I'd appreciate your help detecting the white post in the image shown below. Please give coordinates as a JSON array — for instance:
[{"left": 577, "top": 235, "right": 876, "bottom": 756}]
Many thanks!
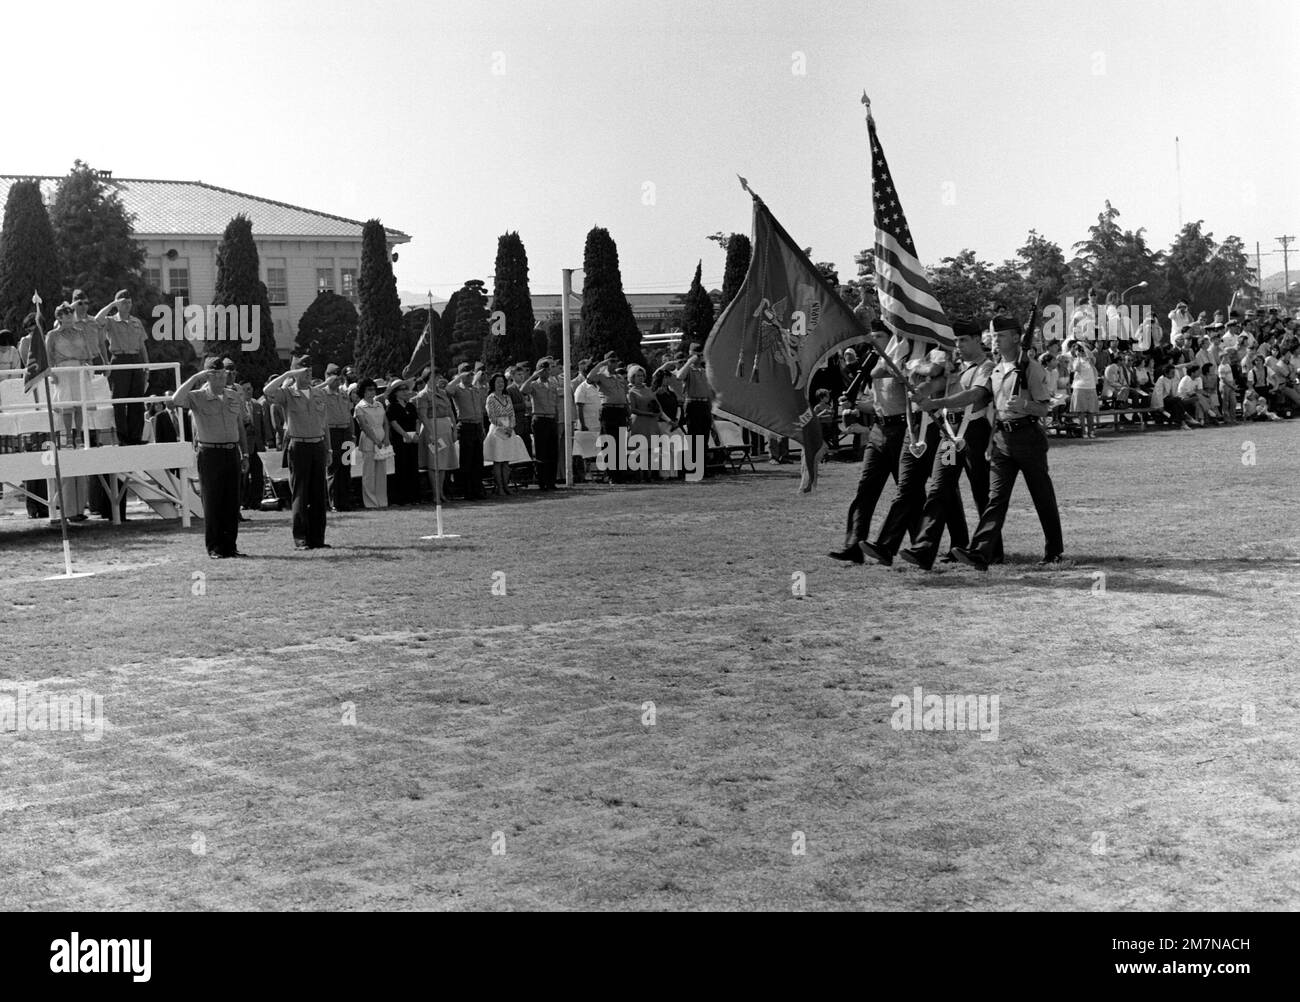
[{"left": 561, "top": 268, "right": 574, "bottom": 489}]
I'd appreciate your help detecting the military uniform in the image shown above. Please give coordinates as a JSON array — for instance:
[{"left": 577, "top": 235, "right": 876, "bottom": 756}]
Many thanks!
[
  {"left": 172, "top": 359, "right": 249, "bottom": 558},
  {"left": 523, "top": 361, "right": 562, "bottom": 490},
  {"left": 263, "top": 359, "right": 330, "bottom": 549},
  {"left": 830, "top": 349, "right": 908, "bottom": 563},
  {"left": 860, "top": 358, "right": 966, "bottom": 566},
  {"left": 448, "top": 369, "right": 486, "bottom": 499},
  {"left": 100, "top": 291, "right": 149, "bottom": 444},
  {"left": 899, "top": 347, "right": 1003, "bottom": 569},
  {"left": 953, "top": 320, "right": 1064, "bottom": 569}
]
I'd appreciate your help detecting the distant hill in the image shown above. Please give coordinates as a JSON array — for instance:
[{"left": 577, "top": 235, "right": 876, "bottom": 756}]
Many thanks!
[{"left": 398, "top": 290, "right": 448, "bottom": 312}]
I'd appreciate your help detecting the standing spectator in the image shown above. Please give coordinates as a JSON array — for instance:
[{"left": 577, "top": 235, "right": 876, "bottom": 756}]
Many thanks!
[
  {"left": 1070, "top": 290, "right": 1097, "bottom": 345},
  {"left": 508, "top": 363, "right": 533, "bottom": 459},
  {"left": 1069, "top": 342, "right": 1099, "bottom": 438},
  {"left": 0, "top": 328, "right": 19, "bottom": 374},
  {"left": 1218, "top": 352, "right": 1238, "bottom": 423},
  {"left": 353, "top": 378, "right": 389, "bottom": 509},
  {"left": 321, "top": 364, "right": 354, "bottom": 512},
  {"left": 414, "top": 371, "right": 455, "bottom": 504},
  {"left": 1134, "top": 310, "right": 1159, "bottom": 357},
  {"left": 1168, "top": 302, "right": 1193, "bottom": 346},
  {"left": 521, "top": 357, "right": 561, "bottom": 491},
  {"left": 676, "top": 342, "right": 714, "bottom": 476},
  {"left": 651, "top": 352, "right": 684, "bottom": 426},
  {"left": 586, "top": 352, "right": 630, "bottom": 482},
  {"left": 573, "top": 358, "right": 601, "bottom": 432},
  {"left": 45, "top": 302, "right": 94, "bottom": 521},
  {"left": 484, "top": 372, "right": 519, "bottom": 496},
  {"left": 241, "top": 380, "right": 270, "bottom": 510},
  {"left": 627, "top": 364, "right": 664, "bottom": 481},
  {"left": 386, "top": 379, "right": 421, "bottom": 505},
  {"left": 1103, "top": 291, "right": 1130, "bottom": 348},
  {"left": 447, "top": 362, "right": 486, "bottom": 500}
]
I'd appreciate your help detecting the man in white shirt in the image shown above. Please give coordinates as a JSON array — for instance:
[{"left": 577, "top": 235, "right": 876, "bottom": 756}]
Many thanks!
[
  {"left": 1168, "top": 302, "right": 1193, "bottom": 345},
  {"left": 1175, "top": 367, "right": 1206, "bottom": 425},
  {"left": 1151, "top": 363, "right": 1191, "bottom": 428},
  {"left": 1070, "top": 292, "right": 1097, "bottom": 344}
]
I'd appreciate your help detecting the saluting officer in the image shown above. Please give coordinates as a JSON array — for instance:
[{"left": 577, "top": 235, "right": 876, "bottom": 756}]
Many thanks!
[
  {"left": 952, "top": 317, "right": 1065, "bottom": 570},
  {"left": 95, "top": 289, "right": 150, "bottom": 444},
  {"left": 170, "top": 357, "right": 249, "bottom": 559},
  {"left": 899, "top": 319, "right": 1003, "bottom": 569},
  {"left": 263, "top": 354, "right": 331, "bottom": 550},
  {"left": 829, "top": 321, "right": 907, "bottom": 563}
]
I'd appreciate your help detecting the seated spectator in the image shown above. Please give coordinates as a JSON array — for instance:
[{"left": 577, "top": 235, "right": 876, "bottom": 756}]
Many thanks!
[
  {"left": 1176, "top": 365, "right": 1208, "bottom": 425},
  {"left": 1243, "top": 388, "right": 1281, "bottom": 421},
  {"left": 1150, "top": 362, "right": 1192, "bottom": 429},
  {"left": 813, "top": 388, "right": 837, "bottom": 453}
]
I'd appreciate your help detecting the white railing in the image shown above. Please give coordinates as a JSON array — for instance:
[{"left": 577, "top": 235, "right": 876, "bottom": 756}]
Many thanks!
[{"left": 0, "top": 361, "right": 186, "bottom": 446}]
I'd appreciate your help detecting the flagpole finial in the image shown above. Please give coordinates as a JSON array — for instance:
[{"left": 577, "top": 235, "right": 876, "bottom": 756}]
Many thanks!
[
  {"left": 861, "top": 91, "right": 872, "bottom": 121},
  {"left": 737, "top": 174, "right": 751, "bottom": 194},
  {"left": 32, "top": 289, "right": 42, "bottom": 305}
]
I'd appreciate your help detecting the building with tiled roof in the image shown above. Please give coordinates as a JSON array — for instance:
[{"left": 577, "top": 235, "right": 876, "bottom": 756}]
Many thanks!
[
  {"left": 0, "top": 172, "right": 411, "bottom": 355},
  {"left": 530, "top": 290, "right": 721, "bottom": 338}
]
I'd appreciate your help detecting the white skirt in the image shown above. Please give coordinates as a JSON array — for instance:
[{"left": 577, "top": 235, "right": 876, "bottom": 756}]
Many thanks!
[{"left": 483, "top": 425, "right": 531, "bottom": 464}]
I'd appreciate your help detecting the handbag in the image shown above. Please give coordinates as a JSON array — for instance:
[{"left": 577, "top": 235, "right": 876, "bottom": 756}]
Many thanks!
[{"left": 373, "top": 444, "right": 395, "bottom": 461}]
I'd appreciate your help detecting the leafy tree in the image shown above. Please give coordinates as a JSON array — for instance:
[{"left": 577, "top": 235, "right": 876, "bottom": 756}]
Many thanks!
[
  {"left": 720, "top": 232, "right": 751, "bottom": 312},
  {"left": 1070, "top": 200, "right": 1165, "bottom": 305},
  {"left": 1015, "top": 229, "right": 1071, "bottom": 308},
  {"left": 544, "top": 314, "right": 563, "bottom": 358},
  {"left": 0, "top": 179, "right": 62, "bottom": 331},
  {"left": 48, "top": 160, "right": 145, "bottom": 308},
  {"left": 1164, "top": 223, "right": 1256, "bottom": 316},
  {"left": 530, "top": 326, "right": 548, "bottom": 360},
  {"left": 210, "top": 213, "right": 278, "bottom": 387},
  {"left": 448, "top": 279, "right": 490, "bottom": 367},
  {"left": 928, "top": 249, "right": 999, "bottom": 318},
  {"left": 577, "top": 227, "right": 644, "bottom": 366},
  {"left": 482, "top": 231, "right": 536, "bottom": 370},
  {"left": 814, "top": 261, "right": 839, "bottom": 288},
  {"left": 295, "top": 290, "right": 358, "bottom": 377},
  {"left": 353, "top": 218, "right": 406, "bottom": 377},
  {"left": 680, "top": 260, "right": 715, "bottom": 342}
]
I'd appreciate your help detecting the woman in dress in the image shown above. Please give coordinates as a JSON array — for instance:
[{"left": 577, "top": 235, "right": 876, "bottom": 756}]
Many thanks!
[
  {"left": 1069, "top": 341, "right": 1099, "bottom": 438},
  {"left": 415, "top": 371, "right": 456, "bottom": 504},
  {"left": 46, "top": 302, "right": 94, "bottom": 519},
  {"left": 627, "top": 364, "right": 663, "bottom": 482},
  {"left": 353, "top": 379, "right": 389, "bottom": 509},
  {"left": 386, "top": 379, "right": 421, "bottom": 505},
  {"left": 483, "top": 372, "right": 522, "bottom": 496}
]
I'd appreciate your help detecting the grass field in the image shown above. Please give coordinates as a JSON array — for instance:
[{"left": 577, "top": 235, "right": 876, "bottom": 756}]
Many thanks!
[{"left": 1, "top": 422, "right": 1297, "bottom": 911}]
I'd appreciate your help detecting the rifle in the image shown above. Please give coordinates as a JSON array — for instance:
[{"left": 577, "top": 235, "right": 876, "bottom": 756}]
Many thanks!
[{"left": 1011, "top": 292, "right": 1043, "bottom": 396}]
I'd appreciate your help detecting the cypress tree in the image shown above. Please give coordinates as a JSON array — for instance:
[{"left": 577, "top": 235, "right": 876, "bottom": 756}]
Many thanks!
[
  {"left": 448, "top": 280, "right": 490, "bottom": 367},
  {"left": 210, "top": 213, "right": 278, "bottom": 387},
  {"left": 296, "top": 290, "right": 359, "bottom": 377},
  {"left": 577, "top": 227, "right": 644, "bottom": 366},
  {"left": 680, "top": 260, "right": 715, "bottom": 343},
  {"left": 482, "top": 231, "right": 536, "bottom": 370},
  {"left": 353, "top": 218, "right": 406, "bottom": 377},
  {"left": 0, "top": 179, "right": 62, "bottom": 331},
  {"left": 48, "top": 160, "right": 145, "bottom": 307},
  {"left": 720, "top": 233, "right": 752, "bottom": 313}
]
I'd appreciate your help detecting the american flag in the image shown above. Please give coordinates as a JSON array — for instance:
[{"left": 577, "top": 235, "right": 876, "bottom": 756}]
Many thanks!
[{"left": 867, "top": 103, "right": 955, "bottom": 350}]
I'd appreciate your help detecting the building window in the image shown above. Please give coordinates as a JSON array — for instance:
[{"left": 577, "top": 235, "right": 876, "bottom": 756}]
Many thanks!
[
  {"left": 167, "top": 260, "right": 190, "bottom": 299},
  {"left": 266, "top": 260, "right": 287, "bottom": 306},
  {"left": 144, "top": 258, "right": 162, "bottom": 291},
  {"left": 340, "top": 260, "right": 359, "bottom": 304},
  {"left": 316, "top": 258, "right": 335, "bottom": 295}
]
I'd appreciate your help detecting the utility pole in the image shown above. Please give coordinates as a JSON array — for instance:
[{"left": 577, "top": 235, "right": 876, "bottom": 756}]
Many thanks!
[
  {"left": 1277, "top": 235, "right": 1295, "bottom": 309},
  {"left": 1256, "top": 241, "right": 1263, "bottom": 306}
]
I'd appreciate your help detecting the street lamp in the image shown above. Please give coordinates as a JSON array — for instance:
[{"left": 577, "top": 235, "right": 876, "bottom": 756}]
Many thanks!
[{"left": 1121, "top": 280, "right": 1148, "bottom": 304}]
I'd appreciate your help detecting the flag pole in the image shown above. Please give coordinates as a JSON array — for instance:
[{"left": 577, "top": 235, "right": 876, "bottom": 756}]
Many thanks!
[
  {"left": 31, "top": 291, "right": 93, "bottom": 580},
  {"left": 421, "top": 290, "right": 459, "bottom": 541},
  {"left": 561, "top": 268, "right": 574, "bottom": 489}
]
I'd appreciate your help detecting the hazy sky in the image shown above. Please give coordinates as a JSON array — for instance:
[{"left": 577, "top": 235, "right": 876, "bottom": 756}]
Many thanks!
[{"left": 11, "top": 0, "right": 1299, "bottom": 296}]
